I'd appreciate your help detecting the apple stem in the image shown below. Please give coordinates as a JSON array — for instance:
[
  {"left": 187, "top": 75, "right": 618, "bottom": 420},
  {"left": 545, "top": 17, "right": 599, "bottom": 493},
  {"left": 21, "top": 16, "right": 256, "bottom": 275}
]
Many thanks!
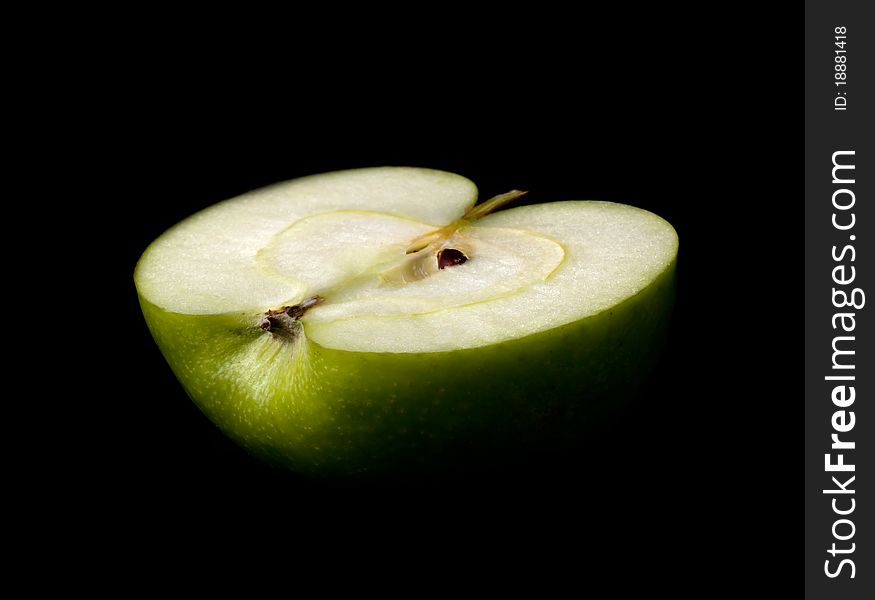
[
  {"left": 462, "top": 189, "right": 527, "bottom": 221},
  {"left": 405, "top": 189, "right": 527, "bottom": 255}
]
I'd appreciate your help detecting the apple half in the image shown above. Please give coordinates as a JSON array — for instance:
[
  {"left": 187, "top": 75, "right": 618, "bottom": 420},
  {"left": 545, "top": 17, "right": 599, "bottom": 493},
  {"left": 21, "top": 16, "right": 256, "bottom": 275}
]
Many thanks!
[{"left": 135, "top": 167, "right": 678, "bottom": 476}]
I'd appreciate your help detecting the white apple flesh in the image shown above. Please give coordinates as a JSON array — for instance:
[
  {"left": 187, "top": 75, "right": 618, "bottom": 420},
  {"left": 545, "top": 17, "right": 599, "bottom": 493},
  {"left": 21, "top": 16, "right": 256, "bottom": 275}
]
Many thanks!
[{"left": 135, "top": 167, "right": 678, "bottom": 476}]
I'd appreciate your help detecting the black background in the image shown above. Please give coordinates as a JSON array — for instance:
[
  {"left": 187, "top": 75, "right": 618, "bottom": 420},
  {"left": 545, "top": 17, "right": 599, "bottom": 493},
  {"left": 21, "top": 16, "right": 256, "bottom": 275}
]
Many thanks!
[{"left": 88, "top": 8, "right": 799, "bottom": 590}]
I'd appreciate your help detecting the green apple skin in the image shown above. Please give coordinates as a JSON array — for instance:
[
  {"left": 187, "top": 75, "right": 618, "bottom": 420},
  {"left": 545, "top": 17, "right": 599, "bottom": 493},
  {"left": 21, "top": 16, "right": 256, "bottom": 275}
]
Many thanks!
[{"left": 138, "top": 261, "right": 676, "bottom": 477}]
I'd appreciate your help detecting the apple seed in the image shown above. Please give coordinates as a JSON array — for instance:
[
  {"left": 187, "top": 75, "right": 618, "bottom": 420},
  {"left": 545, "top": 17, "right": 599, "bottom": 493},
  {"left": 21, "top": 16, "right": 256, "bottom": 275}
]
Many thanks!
[{"left": 437, "top": 248, "right": 468, "bottom": 269}]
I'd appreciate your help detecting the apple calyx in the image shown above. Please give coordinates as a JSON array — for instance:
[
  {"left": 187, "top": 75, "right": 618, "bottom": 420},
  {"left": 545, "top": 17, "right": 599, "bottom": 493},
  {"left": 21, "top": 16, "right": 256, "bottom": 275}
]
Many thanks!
[{"left": 260, "top": 296, "right": 324, "bottom": 335}]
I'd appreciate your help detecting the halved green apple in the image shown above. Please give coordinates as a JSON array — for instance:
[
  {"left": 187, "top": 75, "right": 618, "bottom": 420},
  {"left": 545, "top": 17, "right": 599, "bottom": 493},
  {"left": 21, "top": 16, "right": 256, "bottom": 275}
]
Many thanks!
[{"left": 135, "top": 167, "right": 678, "bottom": 476}]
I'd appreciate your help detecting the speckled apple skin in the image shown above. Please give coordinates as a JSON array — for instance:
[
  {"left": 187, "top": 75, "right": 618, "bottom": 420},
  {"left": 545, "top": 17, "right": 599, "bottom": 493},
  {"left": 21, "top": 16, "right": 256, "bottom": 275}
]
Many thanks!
[{"left": 139, "top": 261, "right": 675, "bottom": 477}]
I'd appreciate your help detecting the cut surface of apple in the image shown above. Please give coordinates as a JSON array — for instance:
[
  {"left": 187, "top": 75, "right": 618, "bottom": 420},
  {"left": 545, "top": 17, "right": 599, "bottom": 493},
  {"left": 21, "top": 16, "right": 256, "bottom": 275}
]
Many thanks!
[
  {"left": 135, "top": 167, "right": 678, "bottom": 476},
  {"left": 136, "top": 167, "right": 676, "bottom": 352}
]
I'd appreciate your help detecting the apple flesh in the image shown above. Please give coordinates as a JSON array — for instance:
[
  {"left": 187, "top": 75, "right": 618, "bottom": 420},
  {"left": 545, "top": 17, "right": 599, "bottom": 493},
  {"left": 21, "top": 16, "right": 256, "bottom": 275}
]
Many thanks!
[{"left": 135, "top": 167, "right": 678, "bottom": 476}]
